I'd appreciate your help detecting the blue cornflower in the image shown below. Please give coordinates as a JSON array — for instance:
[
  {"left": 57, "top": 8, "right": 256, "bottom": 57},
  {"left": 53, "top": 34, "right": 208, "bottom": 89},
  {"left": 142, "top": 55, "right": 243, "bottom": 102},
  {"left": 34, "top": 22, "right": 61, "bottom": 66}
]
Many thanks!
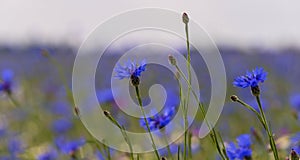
[
  {"left": 37, "top": 148, "right": 58, "bottom": 160},
  {"left": 114, "top": 59, "right": 146, "bottom": 79},
  {"left": 0, "top": 69, "right": 14, "bottom": 94},
  {"left": 236, "top": 134, "right": 251, "bottom": 148},
  {"left": 51, "top": 118, "right": 73, "bottom": 134},
  {"left": 55, "top": 137, "right": 85, "bottom": 155},
  {"left": 226, "top": 134, "right": 252, "bottom": 160},
  {"left": 233, "top": 67, "right": 267, "bottom": 88},
  {"left": 140, "top": 106, "right": 176, "bottom": 131}
]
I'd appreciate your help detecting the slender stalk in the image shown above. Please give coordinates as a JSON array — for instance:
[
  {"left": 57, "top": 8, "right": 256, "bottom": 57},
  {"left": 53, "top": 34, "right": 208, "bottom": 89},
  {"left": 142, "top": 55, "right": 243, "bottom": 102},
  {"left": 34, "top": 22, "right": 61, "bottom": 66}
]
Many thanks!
[
  {"left": 104, "top": 110, "right": 134, "bottom": 160},
  {"left": 255, "top": 96, "right": 279, "bottom": 160},
  {"left": 121, "top": 125, "right": 134, "bottom": 160},
  {"left": 234, "top": 98, "right": 265, "bottom": 128},
  {"left": 188, "top": 132, "right": 192, "bottom": 159},
  {"left": 184, "top": 16, "right": 191, "bottom": 160},
  {"left": 134, "top": 86, "right": 160, "bottom": 160},
  {"left": 161, "top": 129, "right": 174, "bottom": 160},
  {"left": 177, "top": 145, "right": 181, "bottom": 160},
  {"left": 43, "top": 52, "right": 107, "bottom": 159},
  {"left": 174, "top": 65, "right": 228, "bottom": 160},
  {"left": 105, "top": 145, "right": 111, "bottom": 160}
]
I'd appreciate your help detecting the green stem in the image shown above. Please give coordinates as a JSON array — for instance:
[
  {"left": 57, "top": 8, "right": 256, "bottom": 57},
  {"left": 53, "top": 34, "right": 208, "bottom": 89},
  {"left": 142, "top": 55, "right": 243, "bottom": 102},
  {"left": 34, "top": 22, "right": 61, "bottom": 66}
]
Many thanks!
[
  {"left": 105, "top": 112, "right": 134, "bottom": 160},
  {"left": 177, "top": 145, "right": 181, "bottom": 160},
  {"left": 44, "top": 52, "right": 108, "bottom": 158},
  {"left": 184, "top": 19, "right": 191, "bottom": 160},
  {"left": 235, "top": 99, "right": 266, "bottom": 128},
  {"left": 174, "top": 65, "right": 228, "bottom": 160},
  {"left": 256, "top": 96, "right": 279, "bottom": 160},
  {"left": 188, "top": 132, "right": 192, "bottom": 159},
  {"left": 161, "top": 129, "right": 174, "bottom": 160},
  {"left": 135, "top": 86, "right": 160, "bottom": 160}
]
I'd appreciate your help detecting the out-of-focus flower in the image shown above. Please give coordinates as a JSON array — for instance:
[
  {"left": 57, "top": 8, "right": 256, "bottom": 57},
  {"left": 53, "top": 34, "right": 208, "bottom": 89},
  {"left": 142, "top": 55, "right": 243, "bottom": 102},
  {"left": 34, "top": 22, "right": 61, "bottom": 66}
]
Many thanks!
[
  {"left": 236, "top": 134, "right": 251, "bottom": 148},
  {"left": 95, "top": 150, "right": 105, "bottom": 160},
  {"left": 51, "top": 118, "right": 73, "bottom": 134},
  {"left": 140, "top": 106, "right": 176, "bottom": 131},
  {"left": 233, "top": 67, "right": 267, "bottom": 88},
  {"left": 289, "top": 132, "right": 300, "bottom": 154},
  {"left": 114, "top": 59, "right": 146, "bottom": 80},
  {"left": 97, "top": 89, "right": 114, "bottom": 103},
  {"left": 7, "top": 137, "right": 24, "bottom": 159},
  {"left": 0, "top": 119, "right": 7, "bottom": 138},
  {"left": 48, "top": 101, "right": 72, "bottom": 117},
  {"left": 226, "top": 134, "right": 252, "bottom": 160},
  {"left": 55, "top": 137, "right": 85, "bottom": 156},
  {"left": 0, "top": 69, "right": 14, "bottom": 94},
  {"left": 37, "top": 148, "right": 58, "bottom": 160},
  {"left": 290, "top": 94, "right": 300, "bottom": 110}
]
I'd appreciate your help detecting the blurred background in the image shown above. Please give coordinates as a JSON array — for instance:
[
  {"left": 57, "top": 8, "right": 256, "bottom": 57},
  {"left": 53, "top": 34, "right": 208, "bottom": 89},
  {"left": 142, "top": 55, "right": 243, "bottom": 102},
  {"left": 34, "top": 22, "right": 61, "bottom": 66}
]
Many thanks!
[{"left": 1, "top": 0, "right": 300, "bottom": 159}]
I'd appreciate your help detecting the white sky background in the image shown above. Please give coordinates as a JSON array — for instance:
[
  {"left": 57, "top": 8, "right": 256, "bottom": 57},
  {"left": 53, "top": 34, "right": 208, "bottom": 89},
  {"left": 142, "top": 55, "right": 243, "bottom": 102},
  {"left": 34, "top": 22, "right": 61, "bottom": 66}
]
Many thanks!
[{"left": 0, "top": 0, "right": 300, "bottom": 48}]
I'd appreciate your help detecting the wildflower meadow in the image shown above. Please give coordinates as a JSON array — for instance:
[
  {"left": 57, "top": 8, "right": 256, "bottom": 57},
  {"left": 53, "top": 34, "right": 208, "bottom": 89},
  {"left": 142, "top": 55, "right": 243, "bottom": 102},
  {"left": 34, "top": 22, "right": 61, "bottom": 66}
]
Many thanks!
[{"left": 1, "top": 12, "right": 300, "bottom": 160}]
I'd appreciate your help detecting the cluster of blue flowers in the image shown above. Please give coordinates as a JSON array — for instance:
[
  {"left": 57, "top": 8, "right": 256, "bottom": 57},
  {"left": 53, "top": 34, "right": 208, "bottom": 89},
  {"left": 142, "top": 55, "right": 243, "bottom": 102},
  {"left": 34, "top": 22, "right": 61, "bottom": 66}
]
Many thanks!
[
  {"left": 140, "top": 106, "right": 176, "bottom": 131},
  {"left": 2, "top": 50, "right": 300, "bottom": 160},
  {"left": 226, "top": 134, "right": 252, "bottom": 160}
]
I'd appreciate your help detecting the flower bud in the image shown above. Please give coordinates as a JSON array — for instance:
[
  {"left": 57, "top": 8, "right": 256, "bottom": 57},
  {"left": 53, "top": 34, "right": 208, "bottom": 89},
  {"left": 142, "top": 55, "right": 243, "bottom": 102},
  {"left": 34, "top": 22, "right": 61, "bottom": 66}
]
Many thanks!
[
  {"left": 230, "top": 95, "right": 239, "bottom": 102},
  {"left": 103, "top": 110, "right": 111, "bottom": 118},
  {"left": 251, "top": 86, "right": 260, "bottom": 96},
  {"left": 168, "top": 55, "right": 177, "bottom": 66},
  {"left": 130, "top": 75, "right": 140, "bottom": 86},
  {"left": 74, "top": 106, "right": 80, "bottom": 116},
  {"left": 182, "top": 12, "right": 189, "bottom": 24},
  {"left": 291, "top": 149, "right": 299, "bottom": 160}
]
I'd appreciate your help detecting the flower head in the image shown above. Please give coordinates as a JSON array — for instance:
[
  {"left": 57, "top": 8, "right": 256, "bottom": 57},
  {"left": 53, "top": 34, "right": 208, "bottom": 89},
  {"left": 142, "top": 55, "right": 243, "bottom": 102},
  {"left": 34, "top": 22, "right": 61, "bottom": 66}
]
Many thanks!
[
  {"left": 140, "top": 106, "right": 176, "bottom": 131},
  {"left": 233, "top": 67, "right": 267, "bottom": 88},
  {"left": 114, "top": 59, "right": 146, "bottom": 80},
  {"left": 0, "top": 69, "right": 14, "bottom": 94},
  {"left": 226, "top": 134, "right": 252, "bottom": 160}
]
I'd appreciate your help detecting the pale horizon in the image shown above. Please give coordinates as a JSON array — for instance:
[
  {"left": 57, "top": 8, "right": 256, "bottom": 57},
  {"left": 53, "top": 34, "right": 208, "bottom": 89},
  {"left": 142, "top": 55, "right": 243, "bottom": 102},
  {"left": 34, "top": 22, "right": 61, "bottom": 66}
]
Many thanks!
[{"left": 1, "top": 0, "right": 300, "bottom": 48}]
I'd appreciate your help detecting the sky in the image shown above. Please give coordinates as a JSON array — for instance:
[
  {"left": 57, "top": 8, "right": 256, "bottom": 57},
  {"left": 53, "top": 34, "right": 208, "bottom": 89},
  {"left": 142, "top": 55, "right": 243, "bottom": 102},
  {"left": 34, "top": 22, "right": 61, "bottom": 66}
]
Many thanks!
[{"left": 1, "top": 0, "right": 300, "bottom": 48}]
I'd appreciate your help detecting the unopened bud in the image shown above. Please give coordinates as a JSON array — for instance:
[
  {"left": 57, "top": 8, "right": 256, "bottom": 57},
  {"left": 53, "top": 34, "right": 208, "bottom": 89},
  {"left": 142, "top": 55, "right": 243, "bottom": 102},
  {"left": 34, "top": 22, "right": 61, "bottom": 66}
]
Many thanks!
[
  {"left": 130, "top": 75, "right": 140, "bottom": 86},
  {"left": 291, "top": 149, "right": 299, "bottom": 160},
  {"left": 74, "top": 107, "right": 80, "bottom": 116},
  {"left": 182, "top": 12, "right": 189, "bottom": 24},
  {"left": 230, "top": 95, "right": 239, "bottom": 102},
  {"left": 168, "top": 55, "right": 177, "bottom": 66},
  {"left": 251, "top": 86, "right": 260, "bottom": 96},
  {"left": 104, "top": 110, "right": 111, "bottom": 117}
]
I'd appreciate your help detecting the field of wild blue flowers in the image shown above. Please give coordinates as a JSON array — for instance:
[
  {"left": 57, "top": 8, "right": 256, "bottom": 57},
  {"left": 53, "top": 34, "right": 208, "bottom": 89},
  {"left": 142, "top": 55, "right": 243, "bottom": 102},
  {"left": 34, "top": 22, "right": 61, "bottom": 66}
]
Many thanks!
[
  {"left": 1, "top": 44, "right": 300, "bottom": 160},
  {"left": 0, "top": 13, "right": 300, "bottom": 160}
]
